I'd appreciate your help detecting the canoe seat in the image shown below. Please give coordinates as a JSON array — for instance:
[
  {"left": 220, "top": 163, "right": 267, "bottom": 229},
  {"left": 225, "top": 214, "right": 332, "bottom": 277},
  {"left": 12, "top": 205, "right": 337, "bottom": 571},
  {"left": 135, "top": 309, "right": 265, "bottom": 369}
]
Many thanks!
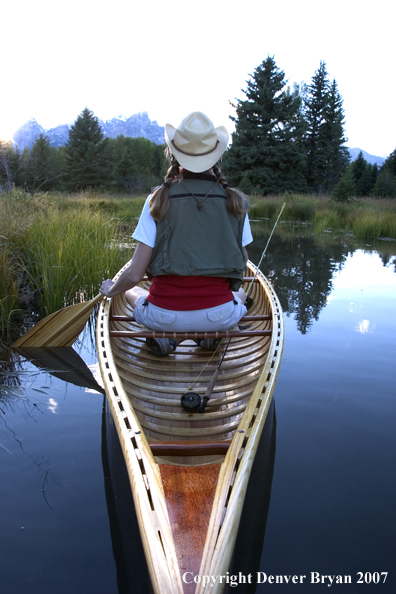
[{"left": 149, "top": 440, "right": 231, "bottom": 457}]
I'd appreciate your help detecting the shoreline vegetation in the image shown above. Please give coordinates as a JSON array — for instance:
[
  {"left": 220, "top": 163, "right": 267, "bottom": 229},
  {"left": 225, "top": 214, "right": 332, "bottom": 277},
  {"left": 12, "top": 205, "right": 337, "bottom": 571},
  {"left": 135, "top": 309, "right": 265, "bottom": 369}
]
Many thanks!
[{"left": 1, "top": 189, "right": 396, "bottom": 338}]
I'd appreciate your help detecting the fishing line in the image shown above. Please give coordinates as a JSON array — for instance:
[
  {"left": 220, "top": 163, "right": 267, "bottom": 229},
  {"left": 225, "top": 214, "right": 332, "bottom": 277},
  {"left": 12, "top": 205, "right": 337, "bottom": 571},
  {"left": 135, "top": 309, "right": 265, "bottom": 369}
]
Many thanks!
[
  {"left": 184, "top": 340, "right": 222, "bottom": 391},
  {"left": 245, "top": 202, "right": 286, "bottom": 299}
]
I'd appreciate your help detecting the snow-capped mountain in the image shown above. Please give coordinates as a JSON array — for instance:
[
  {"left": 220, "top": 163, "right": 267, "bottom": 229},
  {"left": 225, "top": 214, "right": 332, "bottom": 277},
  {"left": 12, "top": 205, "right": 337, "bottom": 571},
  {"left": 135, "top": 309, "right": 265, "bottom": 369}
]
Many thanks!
[{"left": 13, "top": 112, "right": 165, "bottom": 150}]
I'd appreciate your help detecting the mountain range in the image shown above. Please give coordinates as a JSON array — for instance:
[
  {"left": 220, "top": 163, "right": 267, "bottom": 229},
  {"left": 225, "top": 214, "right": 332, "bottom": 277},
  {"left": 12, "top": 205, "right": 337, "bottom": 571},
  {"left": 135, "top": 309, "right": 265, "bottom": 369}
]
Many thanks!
[
  {"left": 12, "top": 112, "right": 165, "bottom": 150},
  {"left": 346, "top": 147, "right": 385, "bottom": 167},
  {"left": 12, "top": 113, "right": 386, "bottom": 167}
]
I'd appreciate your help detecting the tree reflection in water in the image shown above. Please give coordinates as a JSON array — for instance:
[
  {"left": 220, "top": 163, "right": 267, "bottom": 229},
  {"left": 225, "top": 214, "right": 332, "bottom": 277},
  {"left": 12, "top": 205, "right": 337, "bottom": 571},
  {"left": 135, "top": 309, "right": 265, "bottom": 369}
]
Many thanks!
[{"left": 248, "top": 228, "right": 396, "bottom": 334}]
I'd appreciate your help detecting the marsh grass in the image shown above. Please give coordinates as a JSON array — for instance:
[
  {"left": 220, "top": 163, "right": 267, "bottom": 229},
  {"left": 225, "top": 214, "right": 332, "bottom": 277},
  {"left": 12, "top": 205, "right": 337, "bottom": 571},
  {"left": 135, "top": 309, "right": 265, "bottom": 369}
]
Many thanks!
[
  {"left": 249, "top": 194, "right": 396, "bottom": 239},
  {"left": 0, "top": 190, "right": 133, "bottom": 334},
  {"left": 24, "top": 206, "right": 130, "bottom": 314},
  {"left": 58, "top": 191, "right": 146, "bottom": 232},
  {"left": 0, "top": 243, "right": 21, "bottom": 334}
]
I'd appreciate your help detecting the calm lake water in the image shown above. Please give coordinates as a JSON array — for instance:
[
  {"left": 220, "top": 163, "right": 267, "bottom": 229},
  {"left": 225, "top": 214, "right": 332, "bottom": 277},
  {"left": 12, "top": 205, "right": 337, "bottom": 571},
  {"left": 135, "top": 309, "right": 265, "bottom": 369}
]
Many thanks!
[{"left": 1, "top": 231, "right": 395, "bottom": 593}]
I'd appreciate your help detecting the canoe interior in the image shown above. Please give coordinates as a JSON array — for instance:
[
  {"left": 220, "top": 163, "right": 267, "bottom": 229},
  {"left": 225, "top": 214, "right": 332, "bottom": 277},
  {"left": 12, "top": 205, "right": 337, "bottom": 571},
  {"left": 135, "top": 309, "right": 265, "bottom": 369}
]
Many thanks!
[{"left": 106, "top": 268, "right": 273, "bottom": 465}]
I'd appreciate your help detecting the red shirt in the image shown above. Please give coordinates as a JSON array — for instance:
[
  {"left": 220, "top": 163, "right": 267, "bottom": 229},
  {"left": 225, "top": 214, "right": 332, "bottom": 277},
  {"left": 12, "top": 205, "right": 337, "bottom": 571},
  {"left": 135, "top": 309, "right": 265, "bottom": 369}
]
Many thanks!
[{"left": 147, "top": 275, "right": 233, "bottom": 311}]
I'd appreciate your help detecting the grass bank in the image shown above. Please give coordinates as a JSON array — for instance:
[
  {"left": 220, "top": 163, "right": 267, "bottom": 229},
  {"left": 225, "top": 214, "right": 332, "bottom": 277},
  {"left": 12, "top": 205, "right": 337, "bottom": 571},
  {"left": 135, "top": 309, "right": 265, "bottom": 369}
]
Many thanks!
[
  {"left": 249, "top": 194, "right": 396, "bottom": 240},
  {"left": 0, "top": 189, "right": 140, "bottom": 336}
]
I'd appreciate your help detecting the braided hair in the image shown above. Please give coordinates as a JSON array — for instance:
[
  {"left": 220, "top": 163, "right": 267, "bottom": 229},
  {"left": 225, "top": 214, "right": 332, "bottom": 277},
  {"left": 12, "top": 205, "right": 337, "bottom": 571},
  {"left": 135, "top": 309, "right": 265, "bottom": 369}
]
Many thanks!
[
  {"left": 149, "top": 148, "right": 248, "bottom": 221},
  {"left": 212, "top": 163, "right": 248, "bottom": 219},
  {"left": 149, "top": 148, "right": 180, "bottom": 221}
]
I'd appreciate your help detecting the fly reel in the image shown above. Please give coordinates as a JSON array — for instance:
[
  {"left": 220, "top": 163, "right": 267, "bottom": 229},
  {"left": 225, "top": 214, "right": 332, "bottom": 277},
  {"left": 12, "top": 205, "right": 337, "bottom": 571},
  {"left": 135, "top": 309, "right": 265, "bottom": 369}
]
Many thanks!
[{"left": 180, "top": 391, "right": 202, "bottom": 412}]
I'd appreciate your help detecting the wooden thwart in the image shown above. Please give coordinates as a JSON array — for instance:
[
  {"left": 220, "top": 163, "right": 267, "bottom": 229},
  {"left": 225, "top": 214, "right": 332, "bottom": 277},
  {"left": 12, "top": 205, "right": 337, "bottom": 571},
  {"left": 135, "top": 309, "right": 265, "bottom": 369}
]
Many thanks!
[
  {"left": 109, "top": 329, "right": 272, "bottom": 339},
  {"left": 109, "top": 314, "right": 271, "bottom": 322},
  {"left": 150, "top": 440, "right": 231, "bottom": 457}
]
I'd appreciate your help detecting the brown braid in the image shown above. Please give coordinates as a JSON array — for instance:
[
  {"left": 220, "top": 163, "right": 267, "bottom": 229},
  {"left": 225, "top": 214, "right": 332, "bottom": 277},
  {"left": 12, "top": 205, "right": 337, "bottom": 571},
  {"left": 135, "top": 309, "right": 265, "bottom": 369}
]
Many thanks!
[
  {"left": 149, "top": 148, "right": 180, "bottom": 221},
  {"left": 212, "top": 163, "right": 248, "bottom": 219}
]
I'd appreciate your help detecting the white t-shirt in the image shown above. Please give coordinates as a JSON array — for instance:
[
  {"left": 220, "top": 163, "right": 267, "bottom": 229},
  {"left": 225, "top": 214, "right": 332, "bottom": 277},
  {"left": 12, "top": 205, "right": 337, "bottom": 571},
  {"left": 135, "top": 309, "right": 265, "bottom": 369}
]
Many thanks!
[{"left": 132, "top": 195, "right": 254, "bottom": 248}]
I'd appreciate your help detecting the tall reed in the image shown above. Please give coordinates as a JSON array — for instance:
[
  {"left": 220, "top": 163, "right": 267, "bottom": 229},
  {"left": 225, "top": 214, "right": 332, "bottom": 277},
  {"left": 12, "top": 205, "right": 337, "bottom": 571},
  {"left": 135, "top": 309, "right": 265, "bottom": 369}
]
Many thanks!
[
  {"left": 23, "top": 204, "right": 131, "bottom": 315},
  {"left": 0, "top": 242, "right": 21, "bottom": 334},
  {"left": 0, "top": 191, "right": 132, "bottom": 333}
]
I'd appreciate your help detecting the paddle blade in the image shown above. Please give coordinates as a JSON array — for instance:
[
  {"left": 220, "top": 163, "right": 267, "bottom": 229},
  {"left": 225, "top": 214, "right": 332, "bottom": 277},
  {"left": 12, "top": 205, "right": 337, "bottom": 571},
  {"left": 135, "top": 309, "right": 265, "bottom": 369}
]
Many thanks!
[
  {"left": 14, "top": 346, "right": 105, "bottom": 393},
  {"left": 12, "top": 294, "right": 103, "bottom": 348}
]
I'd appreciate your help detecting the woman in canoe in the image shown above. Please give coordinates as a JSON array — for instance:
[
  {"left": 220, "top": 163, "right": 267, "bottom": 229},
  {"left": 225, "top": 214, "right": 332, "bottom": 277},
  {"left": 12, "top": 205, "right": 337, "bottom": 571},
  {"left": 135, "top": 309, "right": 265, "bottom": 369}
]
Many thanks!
[{"left": 100, "top": 111, "right": 253, "bottom": 356}]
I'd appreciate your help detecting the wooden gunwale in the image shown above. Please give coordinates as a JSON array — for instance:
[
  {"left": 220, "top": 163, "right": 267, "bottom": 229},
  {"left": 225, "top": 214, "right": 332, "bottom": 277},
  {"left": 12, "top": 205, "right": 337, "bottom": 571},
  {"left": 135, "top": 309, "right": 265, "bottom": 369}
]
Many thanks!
[{"left": 97, "top": 261, "right": 283, "bottom": 594}]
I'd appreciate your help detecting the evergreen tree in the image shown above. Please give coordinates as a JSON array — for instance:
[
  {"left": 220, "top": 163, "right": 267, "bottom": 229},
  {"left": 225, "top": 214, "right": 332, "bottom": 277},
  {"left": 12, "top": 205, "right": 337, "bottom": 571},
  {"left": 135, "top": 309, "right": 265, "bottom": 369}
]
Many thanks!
[
  {"left": 304, "top": 63, "right": 349, "bottom": 192},
  {"left": 64, "top": 108, "right": 110, "bottom": 191},
  {"left": 351, "top": 151, "right": 367, "bottom": 185},
  {"left": 331, "top": 164, "right": 355, "bottom": 202},
  {"left": 108, "top": 136, "right": 163, "bottom": 193},
  {"left": 225, "top": 56, "right": 307, "bottom": 194},
  {"left": 383, "top": 148, "right": 396, "bottom": 175},
  {"left": 0, "top": 141, "right": 21, "bottom": 190},
  {"left": 371, "top": 162, "right": 379, "bottom": 190},
  {"left": 20, "top": 134, "right": 61, "bottom": 195},
  {"left": 304, "top": 61, "right": 329, "bottom": 190},
  {"left": 321, "top": 79, "right": 350, "bottom": 189},
  {"left": 351, "top": 151, "right": 377, "bottom": 196},
  {"left": 372, "top": 148, "right": 396, "bottom": 198}
]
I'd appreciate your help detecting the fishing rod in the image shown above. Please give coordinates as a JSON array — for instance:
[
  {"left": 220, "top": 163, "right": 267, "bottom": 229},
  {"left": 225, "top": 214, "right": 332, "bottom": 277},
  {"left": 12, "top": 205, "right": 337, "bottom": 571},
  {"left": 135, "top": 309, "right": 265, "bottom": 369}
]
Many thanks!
[
  {"left": 180, "top": 202, "right": 286, "bottom": 414},
  {"left": 245, "top": 202, "right": 286, "bottom": 300},
  {"left": 180, "top": 338, "right": 231, "bottom": 413}
]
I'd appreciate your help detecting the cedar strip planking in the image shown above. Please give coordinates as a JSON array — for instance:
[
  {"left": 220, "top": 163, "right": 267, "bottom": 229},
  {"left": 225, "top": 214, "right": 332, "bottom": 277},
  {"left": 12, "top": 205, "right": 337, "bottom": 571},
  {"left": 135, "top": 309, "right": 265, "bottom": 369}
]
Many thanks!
[{"left": 159, "top": 463, "right": 221, "bottom": 594}]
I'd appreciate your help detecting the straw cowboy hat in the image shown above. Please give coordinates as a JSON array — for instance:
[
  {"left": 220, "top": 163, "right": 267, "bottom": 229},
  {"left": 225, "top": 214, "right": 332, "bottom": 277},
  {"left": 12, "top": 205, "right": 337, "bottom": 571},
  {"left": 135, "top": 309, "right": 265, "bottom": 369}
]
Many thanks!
[{"left": 165, "top": 112, "right": 229, "bottom": 173}]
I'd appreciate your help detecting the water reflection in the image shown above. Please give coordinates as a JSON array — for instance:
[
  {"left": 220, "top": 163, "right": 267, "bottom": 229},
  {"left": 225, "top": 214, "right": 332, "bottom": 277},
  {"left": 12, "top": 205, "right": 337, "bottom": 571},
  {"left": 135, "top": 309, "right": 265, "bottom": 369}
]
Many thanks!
[
  {"left": 249, "top": 230, "right": 396, "bottom": 334},
  {"left": 1, "top": 230, "right": 395, "bottom": 593}
]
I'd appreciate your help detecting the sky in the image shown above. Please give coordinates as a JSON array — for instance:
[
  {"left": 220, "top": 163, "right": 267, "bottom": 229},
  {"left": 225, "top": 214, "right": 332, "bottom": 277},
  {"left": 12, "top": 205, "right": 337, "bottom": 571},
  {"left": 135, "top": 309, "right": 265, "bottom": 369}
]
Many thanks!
[{"left": 2, "top": 0, "right": 395, "bottom": 158}]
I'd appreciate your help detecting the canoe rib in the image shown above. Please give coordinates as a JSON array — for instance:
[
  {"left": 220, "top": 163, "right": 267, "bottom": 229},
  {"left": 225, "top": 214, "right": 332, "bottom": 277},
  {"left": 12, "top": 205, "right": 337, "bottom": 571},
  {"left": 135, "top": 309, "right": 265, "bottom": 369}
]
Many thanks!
[{"left": 97, "top": 261, "right": 284, "bottom": 594}]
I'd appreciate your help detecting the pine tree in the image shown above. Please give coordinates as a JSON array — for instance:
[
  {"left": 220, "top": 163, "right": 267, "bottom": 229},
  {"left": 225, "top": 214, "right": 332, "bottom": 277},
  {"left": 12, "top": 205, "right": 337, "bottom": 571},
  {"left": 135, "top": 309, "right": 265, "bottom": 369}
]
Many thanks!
[
  {"left": 331, "top": 164, "right": 355, "bottom": 202},
  {"left": 351, "top": 151, "right": 367, "bottom": 184},
  {"left": 108, "top": 136, "right": 163, "bottom": 193},
  {"left": 225, "top": 56, "right": 307, "bottom": 194},
  {"left": 20, "top": 134, "right": 61, "bottom": 195},
  {"left": 304, "top": 61, "right": 329, "bottom": 190},
  {"left": 351, "top": 151, "right": 376, "bottom": 196},
  {"left": 64, "top": 108, "right": 110, "bottom": 191},
  {"left": 304, "top": 63, "right": 349, "bottom": 192},
  {"left": 372, "top": 148, "right": 396, "bottom": 198},
  {"left": 0, "top": 141, "right": 21, "bottom": 190},
  {"left": 322, "top": 79, "right": 350, "bottom": 190}
]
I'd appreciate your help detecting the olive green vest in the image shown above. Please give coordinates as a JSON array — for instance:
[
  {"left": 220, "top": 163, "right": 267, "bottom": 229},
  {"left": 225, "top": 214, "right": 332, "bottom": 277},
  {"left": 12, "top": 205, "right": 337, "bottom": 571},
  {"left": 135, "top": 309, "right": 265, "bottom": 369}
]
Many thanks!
[{"left": 147, "top": 177, "right": 246, "bottom": 290}]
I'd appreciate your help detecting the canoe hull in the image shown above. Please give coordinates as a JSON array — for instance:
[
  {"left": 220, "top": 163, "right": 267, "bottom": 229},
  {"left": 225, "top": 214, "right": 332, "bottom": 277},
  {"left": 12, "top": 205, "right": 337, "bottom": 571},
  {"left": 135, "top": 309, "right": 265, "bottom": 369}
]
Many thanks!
[{"left": 97, "top": 262, "right": 283, "bottom": 593}]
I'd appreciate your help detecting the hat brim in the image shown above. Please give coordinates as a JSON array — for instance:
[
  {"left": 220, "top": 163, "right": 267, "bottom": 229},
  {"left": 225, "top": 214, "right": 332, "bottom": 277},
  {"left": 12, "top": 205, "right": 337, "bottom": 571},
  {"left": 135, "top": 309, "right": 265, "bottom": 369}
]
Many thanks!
[{"left": 165, "top": 124, "right": 229, "bottom": 173}]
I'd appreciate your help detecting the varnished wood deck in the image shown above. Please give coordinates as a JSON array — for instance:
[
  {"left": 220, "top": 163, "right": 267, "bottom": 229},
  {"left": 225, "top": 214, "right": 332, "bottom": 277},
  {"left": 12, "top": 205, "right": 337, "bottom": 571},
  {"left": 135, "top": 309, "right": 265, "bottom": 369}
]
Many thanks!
[{"left": 159, "top": 464, "right": 221, "bottom": 593}]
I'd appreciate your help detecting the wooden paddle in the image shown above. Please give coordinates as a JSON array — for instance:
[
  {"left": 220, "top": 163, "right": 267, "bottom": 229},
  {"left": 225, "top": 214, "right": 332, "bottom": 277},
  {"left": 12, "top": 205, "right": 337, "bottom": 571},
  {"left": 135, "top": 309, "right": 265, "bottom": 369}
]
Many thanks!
[
  {"left": 12, "top": 294, "right": 103, "bottom": 348},
  {"left": 14, "top": 345, "right": 105, "bottom": 393}
]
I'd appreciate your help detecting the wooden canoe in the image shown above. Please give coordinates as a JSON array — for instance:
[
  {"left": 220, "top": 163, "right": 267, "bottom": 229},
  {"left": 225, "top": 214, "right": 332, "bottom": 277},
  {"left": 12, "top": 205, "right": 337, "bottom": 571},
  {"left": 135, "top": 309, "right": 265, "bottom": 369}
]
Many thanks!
[{"left": 96, "top": 260, "right": 284, "bottom": 594}]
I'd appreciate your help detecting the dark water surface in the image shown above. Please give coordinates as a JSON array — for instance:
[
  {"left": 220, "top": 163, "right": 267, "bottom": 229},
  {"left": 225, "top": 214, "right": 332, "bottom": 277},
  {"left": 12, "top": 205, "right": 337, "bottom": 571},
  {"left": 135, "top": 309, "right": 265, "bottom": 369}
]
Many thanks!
[{"left": 1, "top": 232, "right": 395, "bottom": 593}]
